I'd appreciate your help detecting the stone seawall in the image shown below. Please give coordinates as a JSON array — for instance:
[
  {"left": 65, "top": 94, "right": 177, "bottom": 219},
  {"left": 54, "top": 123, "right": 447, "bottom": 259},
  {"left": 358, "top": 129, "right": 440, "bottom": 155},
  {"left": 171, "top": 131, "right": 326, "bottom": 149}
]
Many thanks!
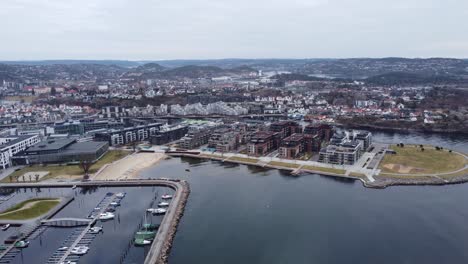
[{"left": 155, "top": 181, "right": 190, "bottom": 264}]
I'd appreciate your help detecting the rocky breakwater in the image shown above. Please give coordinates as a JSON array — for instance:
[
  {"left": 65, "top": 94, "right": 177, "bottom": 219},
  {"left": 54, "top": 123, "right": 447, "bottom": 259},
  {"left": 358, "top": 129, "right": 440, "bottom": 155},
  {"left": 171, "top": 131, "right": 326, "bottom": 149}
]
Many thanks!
[{"left": 155, "top": 180, "right": 190, "bottom": 264}]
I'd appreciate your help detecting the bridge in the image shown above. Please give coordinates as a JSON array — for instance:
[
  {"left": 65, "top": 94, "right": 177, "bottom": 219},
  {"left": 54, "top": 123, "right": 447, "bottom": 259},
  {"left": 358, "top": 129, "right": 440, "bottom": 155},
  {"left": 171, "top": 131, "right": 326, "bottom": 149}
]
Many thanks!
[{"left": 41, "top": 218, "right": 92, "bottom": 227}]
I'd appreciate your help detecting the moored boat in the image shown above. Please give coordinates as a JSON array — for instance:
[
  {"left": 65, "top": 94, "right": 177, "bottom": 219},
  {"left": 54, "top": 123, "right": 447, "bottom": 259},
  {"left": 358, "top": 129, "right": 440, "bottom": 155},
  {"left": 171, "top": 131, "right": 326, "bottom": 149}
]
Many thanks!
[
  {"left": 158, "top": 202, "right": 169, "bottom": 207},
  {"left": 89, "top": 226, "right": 103, "bottom": 234},
  {"left": 161, "top": 194, "right": 173, "bottom": 199},
  {"left": 14, "top": 240, "right": 29, "bottom": 248},
  {"left": 1, "top": 224, "right": 10, "bottom": 231},
  {"left": 98, "top": 212, "right": 115, "bottom": 220}
]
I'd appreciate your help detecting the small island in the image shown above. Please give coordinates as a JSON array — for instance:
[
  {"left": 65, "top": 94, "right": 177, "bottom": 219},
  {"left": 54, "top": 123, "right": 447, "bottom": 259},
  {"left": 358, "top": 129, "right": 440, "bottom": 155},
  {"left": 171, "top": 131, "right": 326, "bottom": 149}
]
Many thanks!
[{"left": 0, "top": 198, "right": 61, "bottom": 220}]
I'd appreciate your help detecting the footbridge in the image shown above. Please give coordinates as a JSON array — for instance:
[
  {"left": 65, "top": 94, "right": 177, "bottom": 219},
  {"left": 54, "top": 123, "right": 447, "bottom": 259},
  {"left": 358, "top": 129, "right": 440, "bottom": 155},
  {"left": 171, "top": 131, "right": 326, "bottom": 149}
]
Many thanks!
[{"left": 41, "top": 218, "right": 93, "bottom": 227}]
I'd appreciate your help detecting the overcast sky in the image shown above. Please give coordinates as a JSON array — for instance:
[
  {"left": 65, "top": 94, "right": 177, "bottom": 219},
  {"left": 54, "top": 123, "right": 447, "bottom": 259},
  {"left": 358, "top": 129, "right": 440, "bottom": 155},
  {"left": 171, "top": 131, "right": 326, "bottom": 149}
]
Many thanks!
[{"left": 1, "top": 0, "right": 467, "bottom": 60}]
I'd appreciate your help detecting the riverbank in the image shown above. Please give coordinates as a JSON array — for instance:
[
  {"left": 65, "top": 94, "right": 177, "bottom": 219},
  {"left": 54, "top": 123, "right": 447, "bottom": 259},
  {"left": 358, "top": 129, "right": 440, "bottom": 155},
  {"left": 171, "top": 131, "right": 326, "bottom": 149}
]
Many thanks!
[{"left": 336, "top": 123, "right": 468, "bottom": 135}]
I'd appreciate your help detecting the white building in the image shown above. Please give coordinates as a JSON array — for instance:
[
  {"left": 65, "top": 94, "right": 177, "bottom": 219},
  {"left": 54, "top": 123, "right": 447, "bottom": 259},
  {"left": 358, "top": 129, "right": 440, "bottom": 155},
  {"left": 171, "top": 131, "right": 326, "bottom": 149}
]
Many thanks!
[{"left": 0, "top": 135, "right": 40, "bottom": 169}]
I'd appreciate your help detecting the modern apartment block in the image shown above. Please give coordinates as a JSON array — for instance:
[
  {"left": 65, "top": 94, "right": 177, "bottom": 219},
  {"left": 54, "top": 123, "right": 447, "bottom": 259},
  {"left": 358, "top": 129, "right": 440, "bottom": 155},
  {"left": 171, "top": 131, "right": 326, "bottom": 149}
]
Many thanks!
[
  {"left": 269, "top": 121, "right": 301, "bottom": 139},
  {"left": 0, "top": 135, "right": 40, "bottom": 169},
  {"left": 318, "top": 141, "right": 362, "bottom": 165},
  {"left": 318, "top": 130, "right": 371, "bottom": 165},
  {"left": 208, "top": 129, "right": 241, "bottom": 152},
  {"left": 94, "top": 123, "right": 161, "bottom": 146},
  {"left": 179, "top": 126, "right": 214, "bottom": 149},
  {"left": 150, "top": 124, "right": 188, "bottom": 145}
]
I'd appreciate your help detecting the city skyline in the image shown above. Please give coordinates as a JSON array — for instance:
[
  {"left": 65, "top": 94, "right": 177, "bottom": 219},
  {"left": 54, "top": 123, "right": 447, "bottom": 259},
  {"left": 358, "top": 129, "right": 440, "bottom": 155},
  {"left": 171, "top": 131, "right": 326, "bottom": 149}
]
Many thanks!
[{"left": 1, "top": 0, "right": 468, "bottom": 60}]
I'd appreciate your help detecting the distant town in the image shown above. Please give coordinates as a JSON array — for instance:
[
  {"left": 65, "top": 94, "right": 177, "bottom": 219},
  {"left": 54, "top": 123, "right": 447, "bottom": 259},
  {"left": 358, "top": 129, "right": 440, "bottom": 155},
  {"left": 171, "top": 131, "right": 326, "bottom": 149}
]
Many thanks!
[{"left": 0, "top": 58, "right": 466, "bottom": 185}]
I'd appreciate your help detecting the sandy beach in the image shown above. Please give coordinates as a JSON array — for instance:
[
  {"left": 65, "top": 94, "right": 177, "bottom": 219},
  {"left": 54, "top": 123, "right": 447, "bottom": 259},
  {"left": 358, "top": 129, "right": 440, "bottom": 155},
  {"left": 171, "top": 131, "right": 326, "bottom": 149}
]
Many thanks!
[{"left": 92, "top": 152, "right": 166, "bottom": 180}]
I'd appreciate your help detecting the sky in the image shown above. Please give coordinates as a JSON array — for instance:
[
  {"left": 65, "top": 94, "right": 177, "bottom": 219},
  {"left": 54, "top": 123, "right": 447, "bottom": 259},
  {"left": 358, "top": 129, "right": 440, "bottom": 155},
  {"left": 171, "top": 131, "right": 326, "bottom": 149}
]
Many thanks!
[{"left": 1, "top": 0, "right": 468, "bottom": 60}]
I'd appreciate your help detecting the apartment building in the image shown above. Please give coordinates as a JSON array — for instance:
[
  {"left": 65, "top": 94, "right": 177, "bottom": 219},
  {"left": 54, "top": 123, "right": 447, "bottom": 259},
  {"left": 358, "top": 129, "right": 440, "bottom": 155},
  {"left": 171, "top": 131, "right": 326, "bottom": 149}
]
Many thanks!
[{"left": 0, "top": 135, "right": 40, "bottom": 169}]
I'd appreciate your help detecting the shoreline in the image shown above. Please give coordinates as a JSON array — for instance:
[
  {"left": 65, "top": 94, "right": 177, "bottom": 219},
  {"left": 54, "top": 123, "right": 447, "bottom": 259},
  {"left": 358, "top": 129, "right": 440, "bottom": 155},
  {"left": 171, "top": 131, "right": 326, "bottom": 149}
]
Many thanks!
[
  {"left": 336, "top": 123, "right": 468, "bottom": 135},
  {"left": 169, "top": 153, "right": 468, "bottom": 189}
]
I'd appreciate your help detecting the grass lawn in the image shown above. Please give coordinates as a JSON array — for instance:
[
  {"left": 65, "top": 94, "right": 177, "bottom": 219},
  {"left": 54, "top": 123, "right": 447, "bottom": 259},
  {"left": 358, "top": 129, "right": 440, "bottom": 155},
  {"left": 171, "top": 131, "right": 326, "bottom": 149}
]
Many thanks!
[
  {"left": 379, "top": 144, "right": 467, "bottom": 174},
  {"left": 302, "top": 165, "right": 346, "bottom": 175},
  {"left": 0, "top": 199, "right": 60, "bottom": 220},
  {"left": 268, "top": 161, "right": 300, "bottom": 169},
  {"left": 228, "top": 156, "right": 259, "bottom": 164},
  {"left": 4, "top": 150, "right": 130, "bottom": 182},
  {"left": 349, "top": 172, "right": 367, "bottom": 179}
]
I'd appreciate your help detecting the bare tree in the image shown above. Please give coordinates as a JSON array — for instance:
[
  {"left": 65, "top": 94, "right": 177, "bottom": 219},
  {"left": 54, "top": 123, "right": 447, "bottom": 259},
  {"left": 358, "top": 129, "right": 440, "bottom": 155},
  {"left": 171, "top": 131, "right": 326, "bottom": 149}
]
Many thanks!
[{"left": 79, "top": 160, "right": 94, "bottom": 181}]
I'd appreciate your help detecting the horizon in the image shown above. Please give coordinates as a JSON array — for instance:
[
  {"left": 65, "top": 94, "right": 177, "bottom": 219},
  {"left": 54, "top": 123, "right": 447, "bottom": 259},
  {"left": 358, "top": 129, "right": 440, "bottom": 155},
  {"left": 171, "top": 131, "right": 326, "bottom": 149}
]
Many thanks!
[{"left": 1, "top": 56, "right": 468, "bottom": 62}]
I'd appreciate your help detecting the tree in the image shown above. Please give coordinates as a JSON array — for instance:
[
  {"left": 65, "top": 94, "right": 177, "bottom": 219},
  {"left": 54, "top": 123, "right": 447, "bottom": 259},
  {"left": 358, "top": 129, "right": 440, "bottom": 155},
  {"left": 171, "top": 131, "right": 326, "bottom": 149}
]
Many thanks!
[
  {"left": 79, "top": 160, "right": 94, "bottom": 181},
  {"left": 421, "top": 147, "right": 425, "bottom": 152},
  {"left": 50, "top": 87, "right": 57, "bottom": 96}
]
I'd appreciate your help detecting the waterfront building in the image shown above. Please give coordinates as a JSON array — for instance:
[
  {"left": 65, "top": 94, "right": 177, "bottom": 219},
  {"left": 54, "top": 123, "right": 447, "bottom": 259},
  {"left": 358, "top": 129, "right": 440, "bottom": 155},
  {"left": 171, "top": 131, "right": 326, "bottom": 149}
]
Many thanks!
[
  {"left": 318, "top": 141, "right": 362, "bottom": 165},
  {"left": 150, "top": 124, "right": 188, "bottom": 145},
  {"left": 208, "top": 128, "right": 241, "bottom": 152},
  {"left": 0, "top": 135, "right": 40, "bottom": 169},
  {"left": 269, "top": 121, "right": 301, "bottom": 139},
  {"left": 354, "top": 131, "right": 373, "bottom": 151},
  {"left": 279, "top": 133, "right": 305, "bottom": 159},
  {"left": 12, "top": 138, "right": 108, "bottom": 165},
  {"left": 94, "top": 123, "right": 161, "bottom": 146},
  {"left": 179, "top": 126, "right": 214, "bottom": 149},
  {"left": 247, "top": 131, "right": 278, "bottom": 156}
]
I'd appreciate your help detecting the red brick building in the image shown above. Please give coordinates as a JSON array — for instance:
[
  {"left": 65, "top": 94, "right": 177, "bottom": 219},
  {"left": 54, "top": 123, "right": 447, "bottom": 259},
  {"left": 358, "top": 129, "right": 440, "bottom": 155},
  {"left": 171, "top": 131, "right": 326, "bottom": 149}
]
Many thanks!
[
  {"left": 279, "top": 133, "right": 305, "bottom": 159},
  {"left": 248, "top": 131, "right": 279, "bottom": 156},
  {"left": 269, "top": 121, "right": 301, "bottom": 139}
]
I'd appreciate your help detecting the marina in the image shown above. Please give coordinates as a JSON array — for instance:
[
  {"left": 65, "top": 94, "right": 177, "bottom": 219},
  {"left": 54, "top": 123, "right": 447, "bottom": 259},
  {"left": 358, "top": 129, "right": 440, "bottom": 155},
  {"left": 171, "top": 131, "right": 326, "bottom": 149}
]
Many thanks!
[{"left": 0, "top": 180, "right": 188, "bottom": 264}]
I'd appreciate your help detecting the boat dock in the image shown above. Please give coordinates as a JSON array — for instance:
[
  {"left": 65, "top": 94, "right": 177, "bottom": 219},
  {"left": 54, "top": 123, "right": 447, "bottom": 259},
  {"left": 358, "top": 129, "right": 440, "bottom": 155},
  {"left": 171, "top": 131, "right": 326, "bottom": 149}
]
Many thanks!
[{"left": 51, "top": 193, "right": 118, "bottom": 264}]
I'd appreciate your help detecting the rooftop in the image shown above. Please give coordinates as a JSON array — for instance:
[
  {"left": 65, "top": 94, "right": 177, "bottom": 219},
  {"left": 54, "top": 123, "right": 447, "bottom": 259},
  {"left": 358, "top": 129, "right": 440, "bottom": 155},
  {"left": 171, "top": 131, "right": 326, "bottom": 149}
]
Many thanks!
[{"left": 26, "top": 138, "right": 75, "bottom": 152}]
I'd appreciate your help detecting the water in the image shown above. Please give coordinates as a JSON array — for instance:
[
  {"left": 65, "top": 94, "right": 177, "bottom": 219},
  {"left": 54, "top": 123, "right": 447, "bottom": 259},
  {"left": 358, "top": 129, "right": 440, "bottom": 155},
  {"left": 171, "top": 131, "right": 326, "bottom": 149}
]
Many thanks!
[{"left": 140, "top": 131, "right": 468, "bottom": 264}]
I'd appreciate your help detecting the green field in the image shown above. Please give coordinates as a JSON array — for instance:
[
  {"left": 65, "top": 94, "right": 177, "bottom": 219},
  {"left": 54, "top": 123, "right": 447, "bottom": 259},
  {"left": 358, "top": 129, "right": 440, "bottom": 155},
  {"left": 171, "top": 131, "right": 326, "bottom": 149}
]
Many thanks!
[
  {"left": 379, "top": 145, "right": 467, "bottom": 175},
  {"left": 268, "top": 161, "right": 300, "bottom": 169},
  {"left": 302, "top": 165, "right": 346, "bottom": 175},
  {"left": 228, "top": 156, "right": 259, "bottom": 164},
  {"left": 0, "top": 198, "right": 60, "bottom": 220},
  {"left": 4, "top": 150, "right": 130, "bottom": 182}
]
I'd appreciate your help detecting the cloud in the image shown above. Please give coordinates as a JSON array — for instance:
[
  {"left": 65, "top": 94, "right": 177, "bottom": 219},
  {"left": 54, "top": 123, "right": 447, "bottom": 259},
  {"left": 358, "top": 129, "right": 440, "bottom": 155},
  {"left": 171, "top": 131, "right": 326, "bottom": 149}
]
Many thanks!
[{"left": 0, "top": 0, "right": 467, "bottom": 59}]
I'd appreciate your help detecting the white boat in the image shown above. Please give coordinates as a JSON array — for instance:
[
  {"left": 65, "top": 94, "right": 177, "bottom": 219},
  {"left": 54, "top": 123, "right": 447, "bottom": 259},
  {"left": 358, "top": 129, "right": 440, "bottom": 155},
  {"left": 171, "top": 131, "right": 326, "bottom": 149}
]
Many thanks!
[
  {"left": 116, "top": 192, "right": 126, "bottom": 198},
  {"left": 72, "top": 185, "right": 77, "bottom": 189},
  {"left": 139, "top": 239, "right": 152, "bottom": 245},
  {"left": 146, "top": 208, "right": 157, "bottom": 213},
  {"left": 98, "top": 212, "right": 115, "bottom": 220},
  {"left": 70, "top": 246, "right": 89, "bottom": 255},
  {"left": 158, "top": 202, "right": 169, "bottom": 207},
  {"left": 1, "top": 224, "right": 10, "bottom": 231},
  {"left": 60, "top": 261, "right": 77, "bottom": 264},
  {"left": 161, "top": 194, "right": 173, "bottom": 199},
  {"left": 89, "top": 226, "right": 103, "bottom": 234},
  {"left": 110, "top": 202, "right": 120, "bottom": 206},
  {"left": 153, "top": 208, "right": 167, "bottom": 215},
  {"left": 58, "top": 246, "right": 68, "bottom": 251}
]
